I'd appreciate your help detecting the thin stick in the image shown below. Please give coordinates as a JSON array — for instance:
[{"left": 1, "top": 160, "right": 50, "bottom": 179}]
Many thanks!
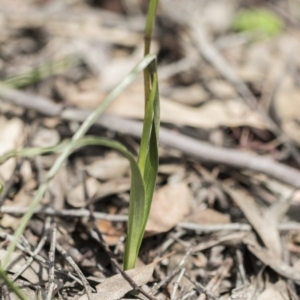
[
  {"left": 55, "top": 243, "right": 93, "bottom": 300},
  {"left": 170, "top": 267, "right": 186, "bottom": 300},
  {"left": 236, "top": 248, "right": 247, "bottom": 286},
  {"left": 183, "top": 273, "right": 216, "bottom": 300},
  {"left": 11, "top": 217, "right": 51, "bottom": 282},
  {"left": 0, "top": 231, "right": 47, "bottom": 264},
  {"left": 2, "top": 91, "right": 300, "bottom": 188},
  {"left": 151, "top": 246, "right": 193, "bottom": 296},
  {"left": 2, "top": 206, "right": 300, "bottom": 232},
  {"left": 46, "top": 222, "right": 57, "bottom": 300}
]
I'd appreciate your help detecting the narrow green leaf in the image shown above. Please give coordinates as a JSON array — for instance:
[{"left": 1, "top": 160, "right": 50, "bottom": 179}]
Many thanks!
[
  {"left": 124, "top": 60, "right": 160, "bottom": 270},
  {"left": 123, "top": 0, "right": 159, "bottom": 270}
]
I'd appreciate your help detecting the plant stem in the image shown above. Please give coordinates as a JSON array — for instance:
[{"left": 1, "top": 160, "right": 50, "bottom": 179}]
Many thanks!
[{"left": 139, "top": 0, "right": 159, "bottom": 172}]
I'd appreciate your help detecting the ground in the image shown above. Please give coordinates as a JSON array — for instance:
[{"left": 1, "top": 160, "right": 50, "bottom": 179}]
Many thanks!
[{"left": 1, "top": 0, "right": 300, "bottom": 299}]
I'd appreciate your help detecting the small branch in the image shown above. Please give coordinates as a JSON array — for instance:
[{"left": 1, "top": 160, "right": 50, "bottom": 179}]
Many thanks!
[
  {"left": 183, "top": 272, "right": 216, "bottom": 300},
  {"left": 2, "top": 205, "right": 300, "bottom": 232},
  {"left": 170, "top": 267, "right": 186, "bottom": 300},
  {"left": 2, "top": 89, "right": 300, "bottom": 188},
  {"left": 55, "top": 244, "right": 93, "bottom": 300},
  {"left": 151, "top": 246, "right": 193, "bottom": 296},
  {"left": 46, "top": 222, "right": 57, "bottom": 300},
  {"left": 11, "top": 217, "right": 51, "bottom": 282}
]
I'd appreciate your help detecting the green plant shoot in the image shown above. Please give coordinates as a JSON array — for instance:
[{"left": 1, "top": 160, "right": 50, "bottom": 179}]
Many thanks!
[{"left": 123, "top": 0, "right": 159, "bottom": 270}]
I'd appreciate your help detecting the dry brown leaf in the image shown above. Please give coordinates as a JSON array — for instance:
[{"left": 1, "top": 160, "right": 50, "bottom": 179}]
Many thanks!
[
  {"left": 78, "top": 263, "right": 155, "bottom": 300},
  {"left": 275, "top": 76, "right": 300, "bottom": 145},
  {"left": 222, "top": 183, "right": 282, "bottom": 259},
  {"left": 1, "top": 181, "right": 35, "bottom": 229},
  {"left": 0, "top": 250, "right": 48, "bottom": 284},
  {"left": 32, "top": 127, "right": 60, "bottom": 147},
  {"left": 0, "top": 116, "right": 24, "bottom": 181},
  {"left": 168, "top": 84, "right": 209, "bottom": 105},
  {"left": 85, "top": 157, "right": 129, "bottom": 181},
  {"left": 244, "top": 233, "right": 300, "bottom": 283},
  {"left": 95, "top": 178, "right": 131, "bottom": 199},
  {"left": 145, "top": 182, "right": 191, "bottom": 235},
  {"left": 96, "top": 220, "right": 123, "bottom": 245},
  {"left": 185, "top": 208, "right": 230, "bottom": 224},
  {"left": 206, "top": 79, "right": 236, "bottom": 99},
  {"left": 67, "top": 177, "right": 131, "bottom": 208}
]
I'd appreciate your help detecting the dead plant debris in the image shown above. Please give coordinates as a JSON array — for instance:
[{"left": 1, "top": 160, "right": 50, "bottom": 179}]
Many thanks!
[{"left": 1, "top": 0, "right": 300, "bottom": 299}]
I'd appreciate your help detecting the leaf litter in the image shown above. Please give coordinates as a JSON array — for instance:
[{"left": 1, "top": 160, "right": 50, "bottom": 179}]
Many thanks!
[{"left": 2, "top": 0, "right": 300, "bottom": 299}]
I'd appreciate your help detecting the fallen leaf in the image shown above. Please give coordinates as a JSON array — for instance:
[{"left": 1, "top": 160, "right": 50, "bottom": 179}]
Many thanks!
[
  {"left": 145, "top": 182, "right": 191, "bottom": 235},
  {"left": 185, "top": 208, "right": 230, "bottom": 224},
  {"left": 168, "top": 84, "right": 209, "bottom": 105},
  {"left": 85, "top": 157, "right": 129, "bottom": 181},
  {"left": 96, "top": 220, "right": 123, "bottom": 245},
  {"left": 206, "top": 79, "right": 236, "bottom": 99},
  {"left": 1, "top": 181, "right": 35, "bottom": 229},
  {"left": 0, "top": 116, "right": 24, "bottom": 181},
  {"left": 275, "top": 76, "right": 300, "bottom": 145},
  {"left": 78, "top": 263, "right": 155, "bottom": 300},
  {"left": 66, "top": 177, "right": 131, "bottom": 208},
  {"left": 244, "top": 233, "right": 300, "bottom": 283},
  {"left": 222, "top": 182, "right": 282, "bottom": 259},
  {"left": 32, "top": 127, "right": 60, "bottom": 147},
  {"left": 95, "top": 178, "right": 131, "bottom": 199}
]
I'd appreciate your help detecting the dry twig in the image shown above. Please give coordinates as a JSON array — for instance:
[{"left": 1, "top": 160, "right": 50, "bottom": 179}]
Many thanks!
[{"left": 2, "top": 90, "right": 300, "bottom": 187}]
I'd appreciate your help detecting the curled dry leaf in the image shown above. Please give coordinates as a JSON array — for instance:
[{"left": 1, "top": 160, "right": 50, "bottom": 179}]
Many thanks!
[
  {"left": 145, "top": 181, "right": 191, "bottom": 235},
  {"left": 78, "top": 263, "right": 155, "bottom": 300}
]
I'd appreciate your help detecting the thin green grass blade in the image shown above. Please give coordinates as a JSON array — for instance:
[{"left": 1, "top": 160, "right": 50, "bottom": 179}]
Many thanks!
[
  {"left": 2, "top": 54, "right": 156, "bottom": 269},
  {"left": 0, "top": 136, "right": 145, "bottom": 298},
  {"left": 2, "top": 55, "right": 80, "bottom": 89}
]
